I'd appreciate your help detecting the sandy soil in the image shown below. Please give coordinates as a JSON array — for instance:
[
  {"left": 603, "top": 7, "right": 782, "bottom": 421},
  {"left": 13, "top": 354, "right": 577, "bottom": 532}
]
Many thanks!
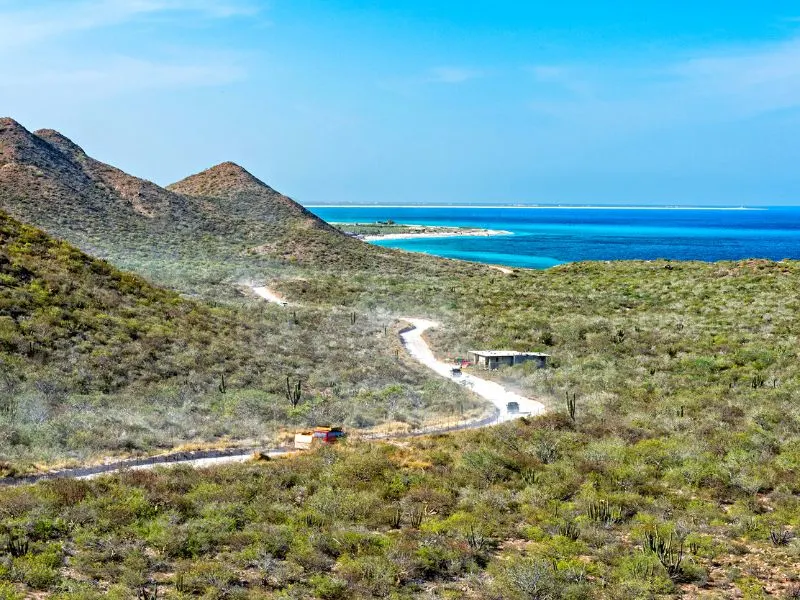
[
  {"left": 490, "top": 265, "right": 513, "bottom": 274},
  {"left": 399, "top": 318, "right": 546, "bottom": 421}
]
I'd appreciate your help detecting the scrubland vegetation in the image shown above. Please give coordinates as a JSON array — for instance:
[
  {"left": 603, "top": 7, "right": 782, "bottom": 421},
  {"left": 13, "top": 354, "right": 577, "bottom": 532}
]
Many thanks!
[
  {"left": 1, "top": 409, "right": 798, "bottom": 599},
  {"left": 2, "top": 119, "right": 799, "bottom": 597},
  {"left": 4, "top": 252, "right": 800, "bottom": 597},
  {"left": 0, "top": 213, "right": 481, "bottom": 473}
]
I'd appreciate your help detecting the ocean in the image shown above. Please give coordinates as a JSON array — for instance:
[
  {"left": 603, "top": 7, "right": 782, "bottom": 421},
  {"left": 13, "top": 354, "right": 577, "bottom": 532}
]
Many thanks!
[{"left": 307, "top": 205, "right": 800, "bottom": 269}]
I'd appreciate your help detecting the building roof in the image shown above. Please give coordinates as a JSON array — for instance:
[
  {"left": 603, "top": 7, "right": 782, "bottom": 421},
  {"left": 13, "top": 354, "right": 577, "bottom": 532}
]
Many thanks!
[{"left": 468, "top": 350, "right": 550, "bottom": 358}]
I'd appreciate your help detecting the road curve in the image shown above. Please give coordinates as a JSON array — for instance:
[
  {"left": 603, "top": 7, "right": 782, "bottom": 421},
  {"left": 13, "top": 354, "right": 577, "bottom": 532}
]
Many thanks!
[
  {"left": 1, "top": 309, "right": 545, "bottom": 487},
  {"left": 399, "top": 318, "right": 546, "bottom": 422},
  {"left": 252, "top": 285, "right": 287, "bottom": 305}
]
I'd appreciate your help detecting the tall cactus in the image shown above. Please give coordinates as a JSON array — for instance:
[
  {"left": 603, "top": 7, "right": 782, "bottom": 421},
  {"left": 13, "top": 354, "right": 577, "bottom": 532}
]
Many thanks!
[
  {"left": 642, "top": 528, "right": 684, "bottom": 578},
  {"left": 566, "top": 391, "right": 577, "bottom": 422},
  {"left": 285, "top": 375, "right": 302, "bottom": 408}
]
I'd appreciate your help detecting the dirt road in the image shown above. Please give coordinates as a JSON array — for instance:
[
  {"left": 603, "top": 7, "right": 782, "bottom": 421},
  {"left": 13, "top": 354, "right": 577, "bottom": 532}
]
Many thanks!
[
  {"left": 400, "top": 318, "right": 546, "bottom": 421},
  {"left": 251, "top": 285, "right": 287, "bottom": 305},
  {"left": 2, "top": 305, "right": 546, "bottom": 487}
]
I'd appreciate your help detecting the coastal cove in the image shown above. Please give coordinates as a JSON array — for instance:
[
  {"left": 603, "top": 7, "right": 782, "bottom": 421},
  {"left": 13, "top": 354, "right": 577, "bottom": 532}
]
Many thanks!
[{"left": 308, "top": 205, "right": 800, "bottom": 269}]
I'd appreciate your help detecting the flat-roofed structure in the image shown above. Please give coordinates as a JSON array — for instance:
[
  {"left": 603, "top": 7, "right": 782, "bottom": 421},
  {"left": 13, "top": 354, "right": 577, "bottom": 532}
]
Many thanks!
[{"left": 468, "top": 350, "right": 549, "bottom": 370}]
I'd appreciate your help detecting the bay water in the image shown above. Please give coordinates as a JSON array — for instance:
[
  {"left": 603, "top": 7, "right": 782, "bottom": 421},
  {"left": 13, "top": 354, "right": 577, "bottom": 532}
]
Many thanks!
[{"left": 307, "top": 205, "right": 800, "bottom": 269}]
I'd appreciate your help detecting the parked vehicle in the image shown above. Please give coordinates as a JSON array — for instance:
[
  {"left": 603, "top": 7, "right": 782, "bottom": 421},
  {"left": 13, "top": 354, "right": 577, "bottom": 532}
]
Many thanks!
[
  {"left": 450, "top": 366, "right": 462, "bottom": 376},
  {"left": 294, "top": 427, "right": 346, "bottom": 450},
  {"left": 506, "top": 401, "right": 520, "bottom": 414}
]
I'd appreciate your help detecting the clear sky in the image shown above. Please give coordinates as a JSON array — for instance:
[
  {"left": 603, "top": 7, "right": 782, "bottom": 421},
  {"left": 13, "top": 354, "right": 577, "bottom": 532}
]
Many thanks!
[{"left": 2, "top": 1, "right": 799, "bottom": 205}]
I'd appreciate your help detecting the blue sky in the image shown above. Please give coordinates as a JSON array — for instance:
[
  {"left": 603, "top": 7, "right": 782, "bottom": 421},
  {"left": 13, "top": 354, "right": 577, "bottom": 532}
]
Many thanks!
[{"left": 2, "top": 0, "right": 799, "bottom": 205}]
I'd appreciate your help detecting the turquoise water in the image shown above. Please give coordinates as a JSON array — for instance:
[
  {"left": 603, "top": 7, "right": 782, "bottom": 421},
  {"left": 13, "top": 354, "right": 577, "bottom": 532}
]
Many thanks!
[{"left": 307, "top": 206, "right": 800, "bottom": 269}]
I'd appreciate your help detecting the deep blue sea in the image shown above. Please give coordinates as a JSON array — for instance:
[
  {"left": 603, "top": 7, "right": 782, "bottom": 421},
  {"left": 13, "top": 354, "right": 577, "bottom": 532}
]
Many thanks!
[{"left": 307, "top": 206, "right": 800, "bottom": 270}]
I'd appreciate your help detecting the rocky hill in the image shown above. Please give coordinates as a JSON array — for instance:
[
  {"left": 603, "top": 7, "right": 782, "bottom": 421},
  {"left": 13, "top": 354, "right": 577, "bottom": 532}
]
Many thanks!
[
  {"left": 168, "top": 161, "right": 329, "bottom": 227},
  {"left": 0, "top": 118, "right": 204, "bottom": 250},
  {"left": 168, "top": 161, "right": 360, "bottom": 262},
  {"left": 0, "top": 118, "right": 375, "bottom": 272},
  {"left": 0, "top": 117, "right": 486, "bottom": 300}
]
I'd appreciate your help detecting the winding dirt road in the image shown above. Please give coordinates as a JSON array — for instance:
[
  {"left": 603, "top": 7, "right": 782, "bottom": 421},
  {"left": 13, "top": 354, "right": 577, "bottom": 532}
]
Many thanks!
[
  {"left": 2, "top": 300, "right": 547, "bottom": 487},
  {"left": 400, "top": 318, "right": 546, "bottom": 421}
]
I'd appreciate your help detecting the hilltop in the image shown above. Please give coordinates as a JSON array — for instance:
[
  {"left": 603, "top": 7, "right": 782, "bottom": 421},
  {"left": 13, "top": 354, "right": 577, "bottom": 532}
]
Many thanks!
[
  {"left": 0, "top": 118, "right": 198, "bottom": 247},
  {"left": 167, "top": 161, "right": 360, "bottom": 263},
  {"left": 168, "top": 161, "right": 327, "bottom": 227},
  {"left": 0, "top": 118, "right": 483, "bottom": 298}
]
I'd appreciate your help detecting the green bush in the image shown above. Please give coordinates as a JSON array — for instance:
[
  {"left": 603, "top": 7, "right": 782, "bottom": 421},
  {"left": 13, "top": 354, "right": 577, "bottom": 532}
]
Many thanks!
[{"left": 310, "top": 574, "right": 349, "bottom": 600}]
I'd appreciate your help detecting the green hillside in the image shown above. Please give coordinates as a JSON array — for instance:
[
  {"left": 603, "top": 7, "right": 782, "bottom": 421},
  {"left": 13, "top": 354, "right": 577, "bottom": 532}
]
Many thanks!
[
  {"left": 2, "top": 117, "right": 799, "bottom": 597},
  {"left": 3, "top": 404, "right": 798, "bottom": 599},
  {"left": 0, "top": 211, "right": 478, "bottom": 473}
]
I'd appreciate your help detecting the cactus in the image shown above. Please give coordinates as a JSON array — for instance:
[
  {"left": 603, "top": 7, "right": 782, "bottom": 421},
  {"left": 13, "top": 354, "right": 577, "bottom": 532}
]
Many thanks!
[
  {"left": 175, "top": 572, "right": 187, "bottom": 594},
  {"left": 465, "top": 523, "right": 490, "bottom": 550},
  {"left": 642, "top": 528, "right": 684, "bottom": 578},
  {"left": 566, "top": 391, "right": 577, "bottom": 422},
  {"left": 770, "top": 526, "right": 792, "bottom": 546},
  {"left": 586, "top": 499, "right": 621, "bottom": 526},
  {"left": 3, "top": 529, "right": 29, "bottom": 557},
  {"left": 350, "top": 312, "right": 357, "bottom": 325},
  {"left": 390, "top": 503, "right": 403, "bottom": 529},
  {"left": 409, "top": 502, "right": 427, "bottom": 528},
  {"left": 285, "top": 375, "right": 302, "bottom": 408},
  {"left": 136, "top": 582, "right": 158, "bottom": 600},
  {"left": 521, "top": 469, "right": 538, "bottom": 486},
  {"left": 558, "top": 520, "right": 580, "bottom": 541},
  {"left": 218, "top": 373, "right": 226, "bottom": 394}
]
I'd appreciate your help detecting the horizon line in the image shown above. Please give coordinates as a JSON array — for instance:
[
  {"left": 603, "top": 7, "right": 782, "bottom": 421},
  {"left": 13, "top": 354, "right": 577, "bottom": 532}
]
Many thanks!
[{"left": 304, "top": 204, "right": 772, "bottom": 211}]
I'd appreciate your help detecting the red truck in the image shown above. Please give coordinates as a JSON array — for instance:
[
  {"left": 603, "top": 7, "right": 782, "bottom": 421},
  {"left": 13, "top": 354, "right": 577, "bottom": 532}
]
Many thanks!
[{"left": 294, "top": 427, "right": 346, "bottom": 450}]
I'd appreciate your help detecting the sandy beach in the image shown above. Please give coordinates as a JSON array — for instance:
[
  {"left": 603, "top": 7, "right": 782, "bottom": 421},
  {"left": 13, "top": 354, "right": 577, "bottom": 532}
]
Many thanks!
[{"left": 361, "top": 227, "right": 512, "bottom": 241}]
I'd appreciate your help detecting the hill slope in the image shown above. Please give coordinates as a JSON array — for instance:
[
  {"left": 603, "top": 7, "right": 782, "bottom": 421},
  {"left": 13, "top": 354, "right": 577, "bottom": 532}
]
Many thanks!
[
  {"left": 0, "top": 118, "right": 481, "bottom": 298},
  {"left": 0, "top": 118, "right": 205, "bottom": 252},
  {"left": 167, "top": 161, "right": 365, "bottom": 262},
  {"left": 168, "top": 161, "right": 332, "bottom": 228},
  {"left": 0, "top": 210, "right": 475, "bottom": 472},
  {"left": 0, "top": 119, "right": 342, "bottom": 259}
]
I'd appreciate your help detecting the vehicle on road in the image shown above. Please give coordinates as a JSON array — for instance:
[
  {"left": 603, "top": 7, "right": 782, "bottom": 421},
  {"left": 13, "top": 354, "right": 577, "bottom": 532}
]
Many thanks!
[{"left": 294, "top": 427, "right": 346, "bottom": 450}]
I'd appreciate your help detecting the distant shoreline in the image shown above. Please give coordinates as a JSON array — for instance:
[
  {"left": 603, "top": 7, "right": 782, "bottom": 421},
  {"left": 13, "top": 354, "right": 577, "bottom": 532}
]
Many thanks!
[
  {"left": 331, "top": 222, "right": 513, "bottom": 241},
  {"left": 310, "top": 204, "right": 767, "bottom": 211},
  {"left": 363, "top": 228, "right": 512, "bottom": 241}
]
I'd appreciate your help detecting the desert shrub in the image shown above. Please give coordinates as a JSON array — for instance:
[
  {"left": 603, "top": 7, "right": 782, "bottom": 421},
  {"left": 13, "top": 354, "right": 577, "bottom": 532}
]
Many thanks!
[
  {"left": 309, "top": 574, "right": 349, "bottom": 600},
  {"left": 12, "top": 545, "right": 62, "bottom": 590}
]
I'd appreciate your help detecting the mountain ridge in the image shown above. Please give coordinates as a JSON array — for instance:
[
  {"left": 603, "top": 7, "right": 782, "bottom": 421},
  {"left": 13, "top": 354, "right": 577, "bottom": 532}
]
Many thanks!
[
  {"left": 168, "top": 161, "right": 338, "bottom": 233},
  {"left": 0, "top": 118, "right": 346, "bottom": 261},
  {"left": 0, "top": 117, "right": 480, "bottom": 299}
]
